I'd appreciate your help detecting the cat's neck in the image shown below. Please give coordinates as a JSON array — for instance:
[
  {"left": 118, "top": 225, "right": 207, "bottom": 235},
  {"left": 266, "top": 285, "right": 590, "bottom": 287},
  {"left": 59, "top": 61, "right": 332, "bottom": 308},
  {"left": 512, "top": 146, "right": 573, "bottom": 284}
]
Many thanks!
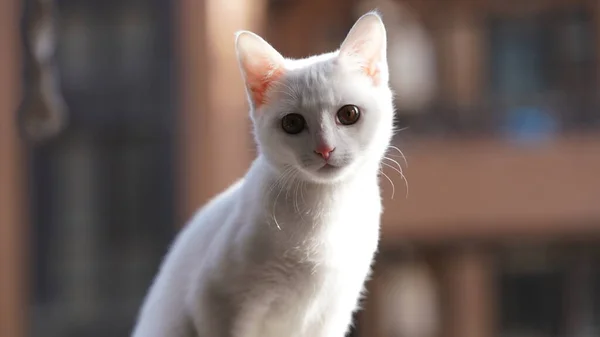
[
  {"left": 232, "top": 154, "right": 380, "bottom": 243},
  {"left": 238, "top": 154, "right": 382, "bottom": 258}
]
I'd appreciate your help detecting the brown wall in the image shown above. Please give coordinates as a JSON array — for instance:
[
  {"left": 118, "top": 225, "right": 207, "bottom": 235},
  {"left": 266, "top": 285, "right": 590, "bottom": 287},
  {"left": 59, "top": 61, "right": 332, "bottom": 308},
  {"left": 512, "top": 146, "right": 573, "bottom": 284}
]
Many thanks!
[
  {"left": 0, "top": 0, "right": 26, "bottom": 336},
  {"left": 177, "top": 0, "right": 265, "bottom": 222},
  {"left": 266, "top": 0, "right": 356, "bottom": 58},
  {"left": 381, "top": 136, "right": 600, "bottom": 244}
]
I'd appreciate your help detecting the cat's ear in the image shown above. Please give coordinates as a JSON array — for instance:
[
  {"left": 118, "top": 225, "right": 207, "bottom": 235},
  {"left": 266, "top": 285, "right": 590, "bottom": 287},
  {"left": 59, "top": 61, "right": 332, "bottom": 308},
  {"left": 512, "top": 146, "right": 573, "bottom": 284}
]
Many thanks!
[
  {"left": 235, "top": 31, "right": 285, "bottom": 109},
  {"left": 338, "top": 12, "right": 388, "bottom": 86}
]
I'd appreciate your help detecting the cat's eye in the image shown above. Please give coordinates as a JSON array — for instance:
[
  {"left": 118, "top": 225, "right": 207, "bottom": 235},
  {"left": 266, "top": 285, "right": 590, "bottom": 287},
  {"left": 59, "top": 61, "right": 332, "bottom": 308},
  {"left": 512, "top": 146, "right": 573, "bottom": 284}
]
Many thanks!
[
  {"left": 337, "top": 105, "right": 360, "bottom": 125},
  {"left": 281, "top": 113, "right": 306, "bottom": 134}
]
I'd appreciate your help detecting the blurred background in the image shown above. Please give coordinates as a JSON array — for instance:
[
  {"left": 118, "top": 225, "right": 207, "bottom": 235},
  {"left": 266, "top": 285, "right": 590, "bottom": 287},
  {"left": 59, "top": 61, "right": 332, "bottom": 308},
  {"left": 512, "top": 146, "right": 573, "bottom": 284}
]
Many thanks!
[{"left": 1, "top": 0, "right": 600, "bottom": 336}]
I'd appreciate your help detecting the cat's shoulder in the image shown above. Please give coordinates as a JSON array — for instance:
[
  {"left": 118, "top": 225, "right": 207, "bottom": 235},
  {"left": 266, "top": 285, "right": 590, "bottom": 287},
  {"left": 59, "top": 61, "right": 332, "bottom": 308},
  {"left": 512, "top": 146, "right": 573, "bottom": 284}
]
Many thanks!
[{"left": 188, "top": 178, "right": 246, "bottom": 224}]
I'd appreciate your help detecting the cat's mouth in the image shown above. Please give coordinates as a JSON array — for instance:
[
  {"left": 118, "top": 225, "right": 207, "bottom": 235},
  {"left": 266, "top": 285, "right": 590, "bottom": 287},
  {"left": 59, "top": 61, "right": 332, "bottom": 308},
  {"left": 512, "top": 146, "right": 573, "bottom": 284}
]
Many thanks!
[
  {"left": 301, "top": 162, "right": 349, "bottom": 183},
  {"left": 317, "top": 163, "right": 339, "bottom": 172}
]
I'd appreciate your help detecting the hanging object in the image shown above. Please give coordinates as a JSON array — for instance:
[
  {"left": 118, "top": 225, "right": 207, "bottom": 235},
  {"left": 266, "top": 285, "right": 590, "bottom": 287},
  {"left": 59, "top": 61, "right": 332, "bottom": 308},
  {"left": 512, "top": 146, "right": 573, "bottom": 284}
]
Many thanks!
[
  {"left": 355, "top": 0, "right": 437, "bottom": 113},
  {"left": 18, "top": 0, "right": 68, "bottom": 143},
  {"left": 379, "top": 260, "right": 441, "bottom": 337}
]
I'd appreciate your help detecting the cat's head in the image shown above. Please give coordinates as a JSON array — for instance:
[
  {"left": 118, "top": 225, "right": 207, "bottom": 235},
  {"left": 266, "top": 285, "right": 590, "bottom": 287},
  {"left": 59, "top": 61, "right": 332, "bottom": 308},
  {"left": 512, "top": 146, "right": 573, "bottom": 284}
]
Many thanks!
[{"left": 235, "top": 12, "right": 394, "bottom": 184}]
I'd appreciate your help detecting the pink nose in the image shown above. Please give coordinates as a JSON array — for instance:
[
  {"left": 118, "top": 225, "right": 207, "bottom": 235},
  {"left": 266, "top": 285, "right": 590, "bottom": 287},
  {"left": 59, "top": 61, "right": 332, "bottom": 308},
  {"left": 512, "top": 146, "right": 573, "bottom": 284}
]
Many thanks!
[{"left": 314, "top": 146, "right": 335, "bottom": 161}]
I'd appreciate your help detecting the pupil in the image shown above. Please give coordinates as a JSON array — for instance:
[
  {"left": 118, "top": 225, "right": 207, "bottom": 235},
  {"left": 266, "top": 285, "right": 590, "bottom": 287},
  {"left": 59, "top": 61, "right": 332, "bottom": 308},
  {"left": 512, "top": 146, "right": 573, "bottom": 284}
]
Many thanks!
[{"left": 282, "top": 114, "right": 304, "bottom": 134}]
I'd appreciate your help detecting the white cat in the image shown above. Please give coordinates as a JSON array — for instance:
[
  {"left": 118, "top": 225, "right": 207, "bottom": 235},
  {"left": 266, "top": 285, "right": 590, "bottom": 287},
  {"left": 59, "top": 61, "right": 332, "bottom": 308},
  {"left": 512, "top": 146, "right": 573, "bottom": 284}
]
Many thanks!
[{"left": 132, "top": 11, "right": 396, "bottom": 337}]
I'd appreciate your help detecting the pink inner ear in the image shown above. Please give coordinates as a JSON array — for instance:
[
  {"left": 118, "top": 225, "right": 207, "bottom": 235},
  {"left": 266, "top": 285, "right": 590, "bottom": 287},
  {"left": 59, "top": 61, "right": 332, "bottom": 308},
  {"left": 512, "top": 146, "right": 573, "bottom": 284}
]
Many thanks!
[
  {"left": 246, "top": 60, "right": 284, "bottom": 108},
  {"left": 343, "top": 39, "right": 382, "bottom": 86},
  {"left": 364, "top": 62, "right": 381, "bottom": 86}
]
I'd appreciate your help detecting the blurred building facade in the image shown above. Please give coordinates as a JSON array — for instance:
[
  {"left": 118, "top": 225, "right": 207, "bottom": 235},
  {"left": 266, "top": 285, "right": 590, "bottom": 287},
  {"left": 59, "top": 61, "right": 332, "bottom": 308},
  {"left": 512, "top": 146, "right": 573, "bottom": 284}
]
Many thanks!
[{"left": 1, "top": 0, "right": 600, "bottom": 337}]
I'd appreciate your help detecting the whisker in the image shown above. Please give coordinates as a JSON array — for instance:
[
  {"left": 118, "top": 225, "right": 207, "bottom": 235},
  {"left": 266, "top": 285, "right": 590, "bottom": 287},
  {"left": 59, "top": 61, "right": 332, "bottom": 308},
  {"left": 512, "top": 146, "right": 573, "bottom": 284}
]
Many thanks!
[
  {"left": 267, "top": 166, "right": 289, "bottom": 195},
  {"left": 300, "top": 180, "right": 306, "bottom": 205},
  {"left": 379, "top": 170, "right": 395, "bottom": 200},
  {"left": 271, "top": 166, "right": 295, "bottom": 230},
  {"left": 285, "top": 172, "right": 294, "bottom": 201},
  {"left": 387, "top": 145, "right": 408, "bottom": 168},
  {"left": 292, "top": 172, "right": 302, "bottom": 215},
  {"left": 382, "top": 161, "right": 408, "bottom": 198},
  {"left": 381, "top": 161, "right": 402, "bottom": 175},
  {"left": 383, "top": 156, "right": 403, "bottom": 172}
]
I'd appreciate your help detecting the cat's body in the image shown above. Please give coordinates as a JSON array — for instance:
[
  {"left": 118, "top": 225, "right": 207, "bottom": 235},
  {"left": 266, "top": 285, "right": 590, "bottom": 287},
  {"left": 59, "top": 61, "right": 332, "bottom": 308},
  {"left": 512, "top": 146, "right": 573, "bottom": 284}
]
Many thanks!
[{"left": 132, "top": 12, "right": 395, "bottom": 337}]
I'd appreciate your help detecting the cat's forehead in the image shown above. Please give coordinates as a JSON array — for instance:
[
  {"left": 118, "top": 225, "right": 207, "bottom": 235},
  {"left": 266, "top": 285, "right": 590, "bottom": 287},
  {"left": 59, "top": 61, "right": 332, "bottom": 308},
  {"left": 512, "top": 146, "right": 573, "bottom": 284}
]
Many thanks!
[{"left": 281, "top": 58, "right": 341, "bottom": 111}]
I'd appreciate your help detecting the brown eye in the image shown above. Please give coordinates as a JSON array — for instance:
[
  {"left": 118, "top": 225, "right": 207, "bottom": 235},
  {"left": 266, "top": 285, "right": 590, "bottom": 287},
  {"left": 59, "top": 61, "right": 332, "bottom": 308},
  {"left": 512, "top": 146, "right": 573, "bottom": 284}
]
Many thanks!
[
  {"left": 281, "top": 113, "right": 306, "bottom": 134},
  {"left": 337, "top": 105, "right": 360, "bottom": 125}
]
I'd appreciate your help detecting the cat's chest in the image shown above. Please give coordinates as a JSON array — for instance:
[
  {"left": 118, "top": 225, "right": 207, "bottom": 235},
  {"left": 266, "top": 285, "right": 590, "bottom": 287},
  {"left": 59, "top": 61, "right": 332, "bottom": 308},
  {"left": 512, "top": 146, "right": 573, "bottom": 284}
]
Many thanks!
[
  {"left": 268, "top": 182, "right": 380, "bottom": 227},
  {"left": 257, "top": 210, "right": 379, "bottom": 337},
  {"left": 267, "top": 190, "right": 381, "bottom": 266},
  {"left": 273, "top": 186, "right": 378, "bottom": 231},
  {"left": 246, "top": 181, "right": 382, "bottom": 278},
  {"left": 233, "top": 188, "right": 381, "bottom": 335}
]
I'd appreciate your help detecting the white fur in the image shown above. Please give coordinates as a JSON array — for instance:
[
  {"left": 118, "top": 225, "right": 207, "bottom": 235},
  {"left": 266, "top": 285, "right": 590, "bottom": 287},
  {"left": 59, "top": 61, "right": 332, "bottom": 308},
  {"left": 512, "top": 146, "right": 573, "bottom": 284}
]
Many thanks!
[{"left": 132, "top": 12, "right": 395, "bottom": 337}]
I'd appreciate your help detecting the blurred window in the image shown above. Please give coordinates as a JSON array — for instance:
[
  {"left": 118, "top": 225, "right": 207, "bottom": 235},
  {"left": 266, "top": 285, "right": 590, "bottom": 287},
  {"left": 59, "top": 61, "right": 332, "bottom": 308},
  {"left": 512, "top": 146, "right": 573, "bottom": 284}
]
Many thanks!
[
  {"left": 28, "top": 0, "right": 176, "bottom": 336},
  {"left": 499, "top": 269, "right": 565, "bottom": 336},
  {"left": 488, "top": 6, "right": 598, "bottom": 141},
  {"left": 497, "top": 245, "right": 600, "bottom": 337},
  {"left": 396, "top": 4, "right": 599, "bottom": 139}
]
